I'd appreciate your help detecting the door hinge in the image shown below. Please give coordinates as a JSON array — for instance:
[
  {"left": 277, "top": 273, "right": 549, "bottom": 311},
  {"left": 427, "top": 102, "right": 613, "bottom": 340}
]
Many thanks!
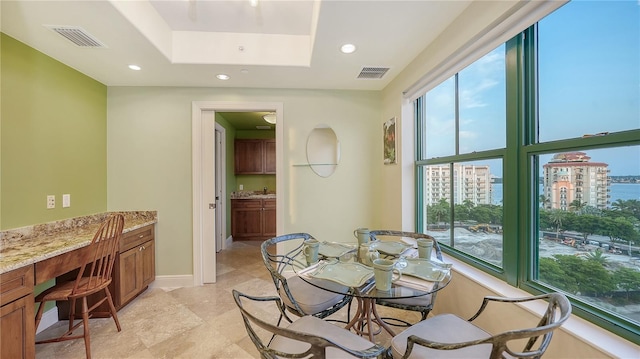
[{"left": 209, "top": 203, "right": 216, "bottom": 209}]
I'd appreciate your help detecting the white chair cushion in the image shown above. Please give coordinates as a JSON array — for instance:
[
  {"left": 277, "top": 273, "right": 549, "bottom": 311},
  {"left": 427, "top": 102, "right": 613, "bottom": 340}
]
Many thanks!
[
  {"left": 280, "top": 275, "right": 348, "bottom": 315},
  {"left": 391, "top": 313, "right": 492, "bottom": 359},
  {"left": 271, "top": 315, "right": 374, "bottom": 358}
]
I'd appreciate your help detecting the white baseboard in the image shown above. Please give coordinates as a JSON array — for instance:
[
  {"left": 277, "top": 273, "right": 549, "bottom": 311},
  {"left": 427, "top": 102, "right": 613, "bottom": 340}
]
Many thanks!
[
  {"left": 149, "top": 274, "right": 194, "bottom": 289},
  {"left": 36, "top": 307, "right": 59, "bottom": 334},
  {"left": 225, "top": 235, "right": 233, "bottom": 249}
]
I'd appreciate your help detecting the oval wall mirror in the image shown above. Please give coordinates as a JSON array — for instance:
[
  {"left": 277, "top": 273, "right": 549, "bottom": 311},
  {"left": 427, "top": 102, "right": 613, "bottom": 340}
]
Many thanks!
[{"left": 306, "top": 125, "right": 340, "bottom": 177}]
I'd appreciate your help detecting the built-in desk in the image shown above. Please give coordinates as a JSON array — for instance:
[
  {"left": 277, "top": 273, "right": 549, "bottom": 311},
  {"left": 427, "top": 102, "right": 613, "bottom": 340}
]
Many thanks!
[{"left": 0, "top": 211, "right": 157, "bottom": 359}]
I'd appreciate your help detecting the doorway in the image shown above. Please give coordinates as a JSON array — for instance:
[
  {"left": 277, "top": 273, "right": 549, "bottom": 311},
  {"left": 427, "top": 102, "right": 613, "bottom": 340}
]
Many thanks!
[{"left": 192, "top": 101, "right": 284, "bottom": 286}]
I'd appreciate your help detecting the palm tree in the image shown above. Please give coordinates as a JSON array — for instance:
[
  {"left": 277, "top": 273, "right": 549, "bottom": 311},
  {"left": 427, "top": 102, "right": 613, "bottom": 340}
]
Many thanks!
[
  {"left": 586, "top": 249, "right": 609, "bottom": 267},
  {"left": 548, "top": 209, "right": 566, "bottom": 239},
  {"left": 539, "top": 195, "right": 551, "bottom": 209},
  {"left": 569, "top": 199, "right": 586, "bottom": 213}
]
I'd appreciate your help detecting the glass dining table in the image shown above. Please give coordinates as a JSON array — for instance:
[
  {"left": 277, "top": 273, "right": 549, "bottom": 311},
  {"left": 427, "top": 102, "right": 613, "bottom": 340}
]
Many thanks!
[{"left": 294, "top": 241, "right": 452, "bottom": 341}]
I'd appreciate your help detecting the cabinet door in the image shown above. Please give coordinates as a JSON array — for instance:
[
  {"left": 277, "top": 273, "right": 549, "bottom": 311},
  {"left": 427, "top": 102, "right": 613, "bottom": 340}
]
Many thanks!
[
  {"left": 141, "top": 240, "right": 155, "bottom": 287},
  {"left": 231, "top": 200, "right": 263, "bottom": 239},
  {"left": 235, "top": 140, "right": 264, "bottom": 174},
  {"left": 0, "top": 294, "right": 35, "bottom": 359},
  {"left": 264, "top": 139, "right": 276, "bottom": 174},
  {"left": 262, "top": 199, "right": 277, "bottom": 237},
  {"left": 118, "top": 247, "right": 142, "bottom": 306}
]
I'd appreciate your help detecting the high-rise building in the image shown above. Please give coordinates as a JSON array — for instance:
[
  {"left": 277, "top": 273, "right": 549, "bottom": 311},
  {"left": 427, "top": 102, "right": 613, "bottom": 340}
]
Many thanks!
[
  {"left": 425, "top": 164, "right": 493, "bottom": 206},
  {"left": 542, "top": 152, "right": 610, "bottom": 211}
]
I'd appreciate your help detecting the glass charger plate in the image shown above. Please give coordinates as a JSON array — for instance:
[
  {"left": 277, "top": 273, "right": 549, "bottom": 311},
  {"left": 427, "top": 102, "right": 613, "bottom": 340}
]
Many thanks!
[
  {"left": 308, "top": 261, "right": 374, "bottom": 287},
  {"left": 372, "top": 241, "right": 413, "bottom": 256},
  {"left": 402, "top": 258, "right": 450, "bottom": 282},
  {"left": 318, "top": 242, "right": 356, "bottom": 258}
]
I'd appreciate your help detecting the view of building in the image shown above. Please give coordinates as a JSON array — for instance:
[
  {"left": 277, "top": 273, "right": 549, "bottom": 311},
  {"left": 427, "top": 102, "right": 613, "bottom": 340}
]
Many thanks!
[
  {"left": 542, "top": 152, "right": 610, "bottom": 210},
  {"left": 425, "top": 164, "right": 493, "bottom": 206}
]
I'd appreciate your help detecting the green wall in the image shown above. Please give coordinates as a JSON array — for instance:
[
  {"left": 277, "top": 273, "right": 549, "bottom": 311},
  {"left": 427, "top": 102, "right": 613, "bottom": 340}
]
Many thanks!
[{"left": 0, "top": 33, "right": 107, "bottom": 229}]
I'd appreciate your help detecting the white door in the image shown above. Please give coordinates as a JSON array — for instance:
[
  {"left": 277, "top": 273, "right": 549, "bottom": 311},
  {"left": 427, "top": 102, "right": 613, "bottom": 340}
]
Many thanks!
[
  {"left": 214, "top": 125, "right": 225, "bottom": 252},
  {"left": 202, "top": 110, "right": 217, "bottom": 283}
]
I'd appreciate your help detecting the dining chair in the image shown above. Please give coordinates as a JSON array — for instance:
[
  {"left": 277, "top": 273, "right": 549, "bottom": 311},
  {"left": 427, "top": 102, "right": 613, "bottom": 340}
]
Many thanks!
[
  {"left": 34, "top": 214, "right": 125, "bottom": 359},
  {"left": 232, "top": 289, "right": 386, "bottom": 359},
  {"left": 261, "top": 233, "right": 353, "bottom": 324},
  {"left": 389, "top": 292, "right": 572, "bottom": 359},
  {"left": 369, "top": 230, "right": 446, "bottom": 326}
]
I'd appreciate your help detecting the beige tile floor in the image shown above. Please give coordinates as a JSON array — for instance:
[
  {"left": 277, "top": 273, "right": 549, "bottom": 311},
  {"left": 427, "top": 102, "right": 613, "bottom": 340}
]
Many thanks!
[{"left": 35, "top": 240, "right": 421, "bottom": 358}]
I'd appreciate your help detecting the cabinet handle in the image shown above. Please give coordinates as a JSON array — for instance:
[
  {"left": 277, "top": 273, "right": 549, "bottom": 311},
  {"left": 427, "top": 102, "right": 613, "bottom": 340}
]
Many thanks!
[
  {"left": 139, "top": 234, "right": 144, "bottom": 238},
  {"left": 139, "top": 246, "right": 145, "bottom": 251}
]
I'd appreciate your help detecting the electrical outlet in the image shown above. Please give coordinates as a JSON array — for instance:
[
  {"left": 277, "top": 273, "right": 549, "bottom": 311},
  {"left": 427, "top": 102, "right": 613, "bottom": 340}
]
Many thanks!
[
  {"left": 239, "top": 184, "right": 244, "bottom": 190},
  {"left": 47, "top": 195, "right": 55, "bottom": 209},
  {"left": 62, "top": 194, "right": 71, "bottom": 208}
]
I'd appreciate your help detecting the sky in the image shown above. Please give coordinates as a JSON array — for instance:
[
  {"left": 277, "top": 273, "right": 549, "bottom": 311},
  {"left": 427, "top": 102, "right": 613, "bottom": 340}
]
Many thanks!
[{"left": 424, "top": 0, "right": 639, "bottom": 177}]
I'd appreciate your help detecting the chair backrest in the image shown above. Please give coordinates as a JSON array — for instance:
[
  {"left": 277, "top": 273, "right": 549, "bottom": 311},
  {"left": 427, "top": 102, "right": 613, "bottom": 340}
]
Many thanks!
[
  {"left": 481, "top": 292, "right": 572, "bottom": 358},
  {"left": 232, "top": 289, "right": 385, "bottom": 359},
  {"left": 260, "top": 233, "right": 316, "bottom": 316},
  {"left": 402, "top": 293, "right": 571, "bottom": 359},
  {"left": 71, "top": 214, "right": 125, "bottom": 296}
]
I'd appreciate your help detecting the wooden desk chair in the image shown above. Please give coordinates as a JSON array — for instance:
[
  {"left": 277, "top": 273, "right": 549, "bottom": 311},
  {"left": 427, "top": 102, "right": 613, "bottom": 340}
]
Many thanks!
[
  {"left": 34, "top": 214, "right": 125, "bottom": 359},
  {"left": 389, "top": 293, "right": 572, "bottom": 359},
  {"left": 369, "top": 230, "right": 446, "bottom": 326},
  {"left": 261, "top": 233, "right": 352, "bottom": 324},
  {"left": 232, "top": 289, "right": 386, "bottom": 359}
]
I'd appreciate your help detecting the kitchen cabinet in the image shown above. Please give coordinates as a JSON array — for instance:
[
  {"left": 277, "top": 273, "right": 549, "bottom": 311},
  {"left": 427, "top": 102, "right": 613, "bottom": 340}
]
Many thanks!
[
  {"left": 235, "top": 139, "right": 276, "bottom": 174},
  {"left": 0, "top": 265, "right": 35, "bottom": 359},
  {"left": 231, "top": 198, "right": 276, "bottom": 240}
]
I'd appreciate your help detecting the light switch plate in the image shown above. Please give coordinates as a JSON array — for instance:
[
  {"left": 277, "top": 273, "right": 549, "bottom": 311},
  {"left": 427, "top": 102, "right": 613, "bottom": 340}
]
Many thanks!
[{"left": 62, "top": 194, "right": 71, "bottom": 208}]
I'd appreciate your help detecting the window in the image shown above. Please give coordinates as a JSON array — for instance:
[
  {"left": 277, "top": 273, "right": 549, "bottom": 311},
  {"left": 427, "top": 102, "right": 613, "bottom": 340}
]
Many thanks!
[
  {"left": 417, "top": 45, "right": 506, "bottom": 270},
  {"left": 415, "top": 0, "right": 639, "bottom": 342}
]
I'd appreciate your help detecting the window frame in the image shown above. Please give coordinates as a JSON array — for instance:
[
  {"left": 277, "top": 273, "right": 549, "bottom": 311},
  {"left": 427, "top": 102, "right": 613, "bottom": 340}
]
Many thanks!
[{"left": 415, "top": 25, "right": 640, "bottom": 342}]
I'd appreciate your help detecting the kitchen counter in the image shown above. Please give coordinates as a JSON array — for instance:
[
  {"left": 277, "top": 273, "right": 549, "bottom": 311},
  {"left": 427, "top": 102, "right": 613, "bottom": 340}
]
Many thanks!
[{"left": 0, "top": 211, "right": 157, "bottom": 274}]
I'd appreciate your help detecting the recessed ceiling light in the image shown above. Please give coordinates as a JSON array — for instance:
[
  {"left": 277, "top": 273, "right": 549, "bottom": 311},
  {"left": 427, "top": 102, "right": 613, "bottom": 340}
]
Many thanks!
[
  {"left": 240, "top": 69, "right": 249, "bottom": 74},
  {"left": 128, "top": 64, "right": 141, "bottom": 71},
  {"left": 216, "top": 74, "right": 230, "bottom": 80},
  {"left": 340, "top": 44, "right": 356, "bottom": 54}
]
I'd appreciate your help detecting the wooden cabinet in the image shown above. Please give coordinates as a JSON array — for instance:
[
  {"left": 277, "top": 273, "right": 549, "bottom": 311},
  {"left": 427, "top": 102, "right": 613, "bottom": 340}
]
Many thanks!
[
  {"left": 114, "top": 225, "right": 155, "bottom": 308},
  {"left": 58, "top": 224, "right": 156, "bottom": 317},
  {"left": 262, "top": 199, "right": 277, "bottom": 237},
  {"left": 235, "top": 139, "right": 276, "bottom": 174},
  {"left": 231, "top": 198, "right": 276, "bottom": 240},
  {"left": 1, "top": 265, "right": 35, "bottom": 359},
  {"left": 264, "top": 139, "right": 276, "bottom": 174}
]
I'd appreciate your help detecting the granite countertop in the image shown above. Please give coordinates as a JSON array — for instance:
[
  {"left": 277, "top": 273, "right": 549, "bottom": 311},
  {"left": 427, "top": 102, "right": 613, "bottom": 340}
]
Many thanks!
[
  {"left": 230, "top": 191, "right": 276, "bottom": 199},
  {"left": 0, "top": 211, "right": 157, "bottom": 274}
]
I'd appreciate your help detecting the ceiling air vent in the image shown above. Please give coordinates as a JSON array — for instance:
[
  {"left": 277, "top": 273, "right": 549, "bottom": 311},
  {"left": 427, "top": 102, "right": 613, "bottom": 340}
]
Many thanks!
[
  {"left": 45, "top": 25, "right": 107, "bottom": 47},
  {"left": 357, "top": 66, "right": 390, "bottom": 79}
]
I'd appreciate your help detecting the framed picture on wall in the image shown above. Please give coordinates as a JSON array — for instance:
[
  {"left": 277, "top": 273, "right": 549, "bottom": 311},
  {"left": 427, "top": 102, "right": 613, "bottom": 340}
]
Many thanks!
[{"left": 383, "top": 117, "right": 397, "bottom": 165}]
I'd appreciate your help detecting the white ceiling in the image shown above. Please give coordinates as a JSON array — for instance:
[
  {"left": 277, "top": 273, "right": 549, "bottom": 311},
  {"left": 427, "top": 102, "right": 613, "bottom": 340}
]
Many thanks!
[{"left": 1, "top": 0, "right": 473, "bottom": 90}]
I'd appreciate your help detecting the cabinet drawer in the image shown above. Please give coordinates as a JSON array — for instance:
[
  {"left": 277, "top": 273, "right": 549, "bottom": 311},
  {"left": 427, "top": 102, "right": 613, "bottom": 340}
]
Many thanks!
[
  {"left": 263, "top": 199, "right": 276, "bottom": 208},
  {"left": 0, "top": 265, "right": 34, "bottom": 307},
  {"left": 231, "top": 199, "right": 263, "bottom": 208},
  {"left": 120, "top": 225, "right": 155, "bottom": 252}
]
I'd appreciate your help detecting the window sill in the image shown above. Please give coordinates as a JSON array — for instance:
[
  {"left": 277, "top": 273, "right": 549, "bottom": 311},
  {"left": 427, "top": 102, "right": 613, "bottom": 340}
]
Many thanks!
[{"left": 442, "top": 254, "right": 639, "bottom": 358}]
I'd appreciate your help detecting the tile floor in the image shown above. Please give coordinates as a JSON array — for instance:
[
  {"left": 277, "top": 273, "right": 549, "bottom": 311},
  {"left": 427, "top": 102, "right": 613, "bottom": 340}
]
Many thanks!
[{"left": 35, "top": 240, "right": 420, "bottom": 358}]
